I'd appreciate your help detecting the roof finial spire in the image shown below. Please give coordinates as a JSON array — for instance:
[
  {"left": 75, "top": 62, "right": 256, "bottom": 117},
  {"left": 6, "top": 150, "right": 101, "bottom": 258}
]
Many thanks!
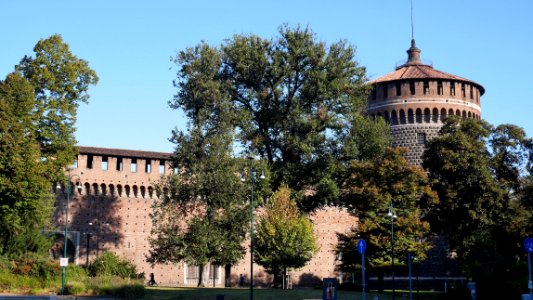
[{"left": 411, "top": 0, "right": 415, "bottom": 41}]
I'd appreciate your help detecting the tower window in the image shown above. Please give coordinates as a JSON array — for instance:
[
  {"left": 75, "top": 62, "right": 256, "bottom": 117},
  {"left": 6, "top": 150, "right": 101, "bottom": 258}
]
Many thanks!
[
  {"left": 396, "top": 82, "right": 401, "bottom": 96},
  {"left": 410, "top": 81, "right": 415, "bottom": 95},
  {"left": 371, "top": 88, "right": 377, "bottom": 100},
  {"left": 450, "top": 81, "right": 456, "bottom": 96},
  {"left": 470, "top": 85, "right": 474, "bottom": 99},
  {"left": 423, "top": 81, "right": 429, "bottom": 95},
  {"left": 461, "top": 83, "right": 466, "bottom": 97},
  {"left": 417, "top": 132, "right": 427, "bottom": 145},
  {"left": 383, "top": 85, "right": 388, "bottom": 98},
  {"left": 437, "top": 81, "right": 443, "bottom": 95},
  {"left": 159, "top": 160, "right": 165, "bottom": 174}
]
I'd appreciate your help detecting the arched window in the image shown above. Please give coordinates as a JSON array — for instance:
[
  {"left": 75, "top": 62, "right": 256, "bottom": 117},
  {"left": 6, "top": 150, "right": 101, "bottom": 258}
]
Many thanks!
[
  {"left": 408, "top": 109, "right": 415, "bottom": 124},
  {"left": 424, "top": 108, "right": 431, "bottom": 123},
  {"left": 141, "top": 186, "right": 146, "bottom": 198},
  {"left": 117, "top": 185, "right": 123, "bottom": 197},
  {"left": 391, "top": 110, "right": 398, "bottom": 125},
  {"left": 456, "top": 109, "right": 461, "bottom": 116},
  {"left": 125, "top": 185, "right": 131, "bottom": 198},
  {"left": 468, "top": 111, "right": 472, "bottom": 118},
  {"left": 440, "top": 108, "right": 447, "bottom": 122},
  {"left": 100, "top": 184, "right": 107, "bottom": 196},
  {"left": 462, "top": 110, "right": 467, "bottom": 118},
  {"left": 432, "top": 108, "right": 439, "bottom": 123},
  {"left": 148, "top": 187, "right": 154, "bottom": 199},
  {"left": 449, "top": 108, "right": 454, "bottom": 116},
  {"left": 92, "top": 183, "right": 99, "bottom": 196},
  {"left": 399, "top": 109, "right": 406, "bottom": 124},
  {"left": 133, "top": 185, "right": 138, "bottom": 198},
  {"left": 415, "top": 108, "right": 422, "bottom": 123},
  {"left": 84, "top": 183, "right": 91, "bottom": 195},
  {"left": 109, "top": 184, "right": 115, "bottom": 197}
]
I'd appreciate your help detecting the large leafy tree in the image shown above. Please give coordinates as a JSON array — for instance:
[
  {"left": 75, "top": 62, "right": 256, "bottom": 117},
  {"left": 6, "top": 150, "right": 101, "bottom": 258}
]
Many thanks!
[
  {"left": 0, "top": 35, "right": 97, "bottom": 256},
  {"left": 0, "top": 73, "right": 54, "bottom": 255},
  {"left": 423, "top": 117, "right": 533, "bottom": 288},
  {"left": 148, "top": 44, "right": 257, "bottom": 286},
  {"left": 171, "top": 25, "right": 390, "bottom": 211},
  {"left": 254, "top": 185, "right": 317, "bottom": 287},
  {"left": 337, "top": 148, "right": 437, "bottom": 291},
  {"left": 15, "top": 34, "right": 99, "bottom": 183}
]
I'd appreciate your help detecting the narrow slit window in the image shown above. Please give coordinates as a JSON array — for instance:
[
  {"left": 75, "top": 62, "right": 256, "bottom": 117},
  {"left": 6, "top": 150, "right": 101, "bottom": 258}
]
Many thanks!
[
  {"left": 417, "top": 132, "right": 427, "bottom": 145},
  {"left": 410, "top": 81, "right": 415, "bottom": 95},
  {"left": 383, "top": 85, "right": 388, "bottom": 98},
  {"left": 470, "top": 85, "right": 474, "bottom": 99},
  {"left": 423, "top": 81, "right": 429, "bottom": 95},
  {"left": 461, "top": 83, "right": 466, "bottom": 97},
  {"left": 437, "top": 81, "right": 443, "bottom": 95}
]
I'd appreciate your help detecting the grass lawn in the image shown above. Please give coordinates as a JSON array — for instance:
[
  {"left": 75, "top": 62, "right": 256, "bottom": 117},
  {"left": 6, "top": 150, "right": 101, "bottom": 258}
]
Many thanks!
[{"left": 144, "top": 287, "right": 442, "bottom": 300}]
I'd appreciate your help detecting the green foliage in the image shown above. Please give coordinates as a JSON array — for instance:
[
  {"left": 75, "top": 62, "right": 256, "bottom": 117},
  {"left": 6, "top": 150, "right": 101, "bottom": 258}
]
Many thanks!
[
  {"left": 0, "top": 35, "right": 97, "bottom": 258},
  {"left": 15, "top": 34, "right": 98, "bottom": 184},
  {"left": 254, "top": 185, "right": 317, "bottom": 279},
  {"left": 88, "top": 251, "right": 138, "bottom": 279},
  {"left": 170, "top": 25, "right": 390, "bottom": 211},
  {"left": 423, "top": 116, "right": 533, "bottom": 282},
  {"left": 338, "top": 148, "right": 437, "bottom": 271}
]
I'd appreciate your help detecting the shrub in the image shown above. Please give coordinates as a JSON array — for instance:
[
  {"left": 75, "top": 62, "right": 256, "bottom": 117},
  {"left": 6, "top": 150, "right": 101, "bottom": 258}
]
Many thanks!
[
  {"left": 65, "top": 281, "right": 86, "bottom": 295},
  {"left": 88, "top": 252, "right": 138, "bottom": 279}
]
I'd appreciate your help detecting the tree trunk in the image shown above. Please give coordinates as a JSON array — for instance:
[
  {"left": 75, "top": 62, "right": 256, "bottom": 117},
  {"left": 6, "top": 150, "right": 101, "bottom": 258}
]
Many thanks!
[
  {"left": 197, "top": 264, "right": 205, "bottom": 287},
  {"left": 224, "top": 264, "right": 232, "bottom": 287},
  {"left": 283, "top": 267, "right": 287, "bottom": 290}
]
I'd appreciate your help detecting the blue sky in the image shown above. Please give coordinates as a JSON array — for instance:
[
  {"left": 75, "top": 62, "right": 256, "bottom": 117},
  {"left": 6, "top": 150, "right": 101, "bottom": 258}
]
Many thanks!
[{"left": 2, "top": 0, "right": 532, "bottom": 153}]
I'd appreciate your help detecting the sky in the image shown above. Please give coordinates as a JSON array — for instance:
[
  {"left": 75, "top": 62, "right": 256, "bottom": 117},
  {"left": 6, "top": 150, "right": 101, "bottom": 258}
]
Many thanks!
[{"left": 1, "top": 0, "right": 532, "bottom": 153}]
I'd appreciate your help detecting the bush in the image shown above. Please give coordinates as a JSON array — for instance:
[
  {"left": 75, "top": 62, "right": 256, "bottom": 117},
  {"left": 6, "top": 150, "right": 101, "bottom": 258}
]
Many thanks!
[
  {"left": 65, "top": 281, "right": 86, "bottom": 295},
  {"left": 88, "top": 252, "right": 138, "bottom": 279}
]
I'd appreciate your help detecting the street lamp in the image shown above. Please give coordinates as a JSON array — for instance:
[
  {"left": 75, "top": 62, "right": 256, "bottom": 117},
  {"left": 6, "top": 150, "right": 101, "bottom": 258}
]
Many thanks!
[
  {"left": 387, "top": 200, "right": 397, "bottom": 300},
  {"left": 241, "top": 156, "right": 265, "bottom": 300},
  {"left": 55, "top": 168, "right": 81, "bottom": 295}
]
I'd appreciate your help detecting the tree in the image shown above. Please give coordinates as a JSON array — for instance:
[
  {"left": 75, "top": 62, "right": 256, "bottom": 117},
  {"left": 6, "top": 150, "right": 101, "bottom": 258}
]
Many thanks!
[
  {"left": 423, "top": 116, "right": 533, "bottom": 291},
  {"left": 15, "top": 34, "right": 99, "bottom": 184},
  {"left": 170, "top": 25, "right": 390, "bottom": 211},
  {"left": 0, "top": 35, "right": 98, "bottom": 257},
  {"left": 149, "top": 43, "right": 257, "bottom": 286},
  {"left": 0, "top": 73, "right": 54, "bottom": 256},
  {"left": 337, "top": 148, "right": 437, "bottom": 291},
  {"left": 254, "top": 185, "right": 317, "bottom": 287}
]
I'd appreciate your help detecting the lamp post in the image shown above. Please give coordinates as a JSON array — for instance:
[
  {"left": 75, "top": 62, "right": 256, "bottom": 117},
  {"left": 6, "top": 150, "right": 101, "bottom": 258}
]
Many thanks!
[
  {"left": 242, "top": 156, "right": 264, "bottom": 300},
  {"left": 56, "top": 168, "right": 81, "bottom": 295},
  {"left": 387, "top": 201, "right": 397, "bottom": 300}
]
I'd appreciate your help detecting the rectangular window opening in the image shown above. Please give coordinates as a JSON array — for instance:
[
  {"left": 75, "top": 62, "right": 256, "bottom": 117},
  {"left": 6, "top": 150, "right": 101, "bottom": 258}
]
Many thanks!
[
  {"left": 87, "top": 155, "right": 93, "bottom": 169},
  {"left": 116, "top": 157, "right": 123, "bottom": 171},
  {"left": 470, "top": 85, "right": 474, "bottom": 99},
  {"left": 417, "top": 132, "right": 427, "bottom": 145},
  {"left": 461, "top": 83, "right": 466, "bottom": 97},
  {"left": 409, "top": 81, "right": 415, "bottom": 95},
  {"left": 102, "top": 156, "right": 108, "bottom": 171},
  {"left": 145, "top": 159, "right": 152, "bottom": 173},
  {"left": 450, "top": 81, "right": 456, "bottom": 96},
  {"left": 131, "top": 158, "right": 137, "bottom": 173},
  {"left": 423, "top": 81, "right": 429, "bottom": 95},
  {"left": 396, "top": 82, "right": 401, "bottom": 96},
  {"left": 159, "top": 160, "right": 165, "bottom": 174},
  {"left": 383, "top": 85, "right": 388, "bottom": 98},
  {"left": 437, "top": 81, "right": 443, "bottom": 95}
]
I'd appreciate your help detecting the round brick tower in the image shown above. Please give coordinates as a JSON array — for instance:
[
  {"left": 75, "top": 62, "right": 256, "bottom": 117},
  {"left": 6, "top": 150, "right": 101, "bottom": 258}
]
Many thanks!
[{"left": 367, "top": 39, "right": 485, "bottom": 165}]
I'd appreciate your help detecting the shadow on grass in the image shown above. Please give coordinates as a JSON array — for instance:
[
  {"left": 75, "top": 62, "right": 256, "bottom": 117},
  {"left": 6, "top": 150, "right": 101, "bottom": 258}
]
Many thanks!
[{"left": 143, "top": 287, "right": 442, "bottom": 300}]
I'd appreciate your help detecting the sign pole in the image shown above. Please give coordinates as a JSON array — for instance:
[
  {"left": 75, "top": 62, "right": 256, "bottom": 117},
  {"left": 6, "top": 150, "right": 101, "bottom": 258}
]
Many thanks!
[
  {"left": 357, "top": 239, "right": 367, "bottom": 300},
  {"left": 524, "top": 237, "right": 533, "bottom": 300}
]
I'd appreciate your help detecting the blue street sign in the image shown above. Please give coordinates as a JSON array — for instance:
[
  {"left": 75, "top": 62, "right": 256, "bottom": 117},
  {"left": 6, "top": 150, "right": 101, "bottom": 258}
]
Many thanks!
[
  {"left": 525, "top": 237, "right": 533, "bottom": 253},
  {"left": 357, "top": 239, "right": 367, "bottom": 254}
]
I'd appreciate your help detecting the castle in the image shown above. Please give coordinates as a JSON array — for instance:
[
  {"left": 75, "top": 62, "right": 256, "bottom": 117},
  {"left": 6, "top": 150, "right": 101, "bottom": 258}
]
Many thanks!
[{"left": 53, "top": 39, "right": 483, "bottom": 286}]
